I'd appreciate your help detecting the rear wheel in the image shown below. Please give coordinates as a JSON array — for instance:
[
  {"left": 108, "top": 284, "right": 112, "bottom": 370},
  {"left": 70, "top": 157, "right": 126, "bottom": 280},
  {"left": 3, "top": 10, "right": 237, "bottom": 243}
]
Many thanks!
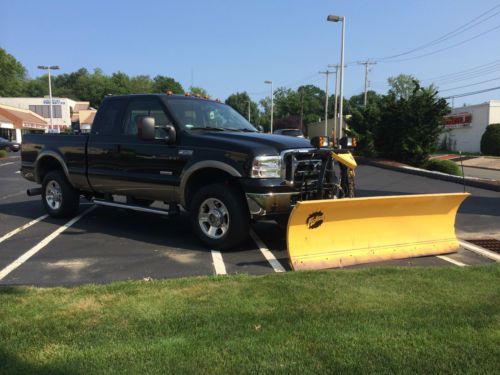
[
  {"left": 42, "top": 170, "right": 80, "bottom": 218},
  {"left": 190, "top": 184, "right": 249, "bottom": 250}
]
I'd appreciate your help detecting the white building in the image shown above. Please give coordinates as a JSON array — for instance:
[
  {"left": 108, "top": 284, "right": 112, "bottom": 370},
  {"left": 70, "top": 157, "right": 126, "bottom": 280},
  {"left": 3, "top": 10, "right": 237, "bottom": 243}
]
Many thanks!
[
  {"left": 440, "top": 100, "right": 500, "bottom": 153},
  {"left": 0, "top": 97, "right": 96, "bottom": 135}
]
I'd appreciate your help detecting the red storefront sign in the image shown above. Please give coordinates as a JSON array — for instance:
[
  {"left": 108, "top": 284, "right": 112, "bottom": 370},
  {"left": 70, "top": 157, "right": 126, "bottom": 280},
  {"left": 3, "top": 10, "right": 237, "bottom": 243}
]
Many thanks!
[{"left": 444, "top": 112, "right": 472, "bottom": 129}]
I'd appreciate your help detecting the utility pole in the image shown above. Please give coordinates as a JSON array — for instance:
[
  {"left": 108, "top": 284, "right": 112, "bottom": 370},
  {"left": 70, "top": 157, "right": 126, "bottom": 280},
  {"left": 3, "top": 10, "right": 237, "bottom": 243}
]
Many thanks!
[
  {"left": 247, "top": 101, "right": 251, "bottom": 122},
  {"left": 358, "top": 60, "right": 377, "bottom": 106},
  {"left": 299, "top": 88, "right": 304, "bottom": 132},
  {"left": 328, "top": 64, "right": 341, "bottom": 141},
  {"left": 264, "top": 80, "right": 273, "bottom": 133},
  {"left": 319, "top": 70, "right": 334, "bottom": 136}
]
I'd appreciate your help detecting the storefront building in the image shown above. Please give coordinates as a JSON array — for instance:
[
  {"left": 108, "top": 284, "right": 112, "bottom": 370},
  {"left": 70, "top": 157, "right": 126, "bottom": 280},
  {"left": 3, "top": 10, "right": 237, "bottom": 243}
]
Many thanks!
[
  {"left": 0, "top": 104, "right": 47, "bottom": 142},
  {"left": 440, "top": 100, "right": 500, "bottom": 153}
]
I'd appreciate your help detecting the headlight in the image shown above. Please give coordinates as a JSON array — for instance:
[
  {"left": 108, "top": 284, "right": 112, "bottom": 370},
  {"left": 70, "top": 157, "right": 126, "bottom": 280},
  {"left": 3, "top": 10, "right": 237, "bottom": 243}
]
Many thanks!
[{"left": 251, "top": 155, "right": 282, "bottom": 178}]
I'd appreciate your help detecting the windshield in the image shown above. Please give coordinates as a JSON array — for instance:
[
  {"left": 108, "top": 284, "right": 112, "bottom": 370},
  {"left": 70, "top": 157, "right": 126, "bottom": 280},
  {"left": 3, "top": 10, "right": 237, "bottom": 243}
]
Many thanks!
[{"left": 164, "top": 98, "right": 257, "bottom": 132}]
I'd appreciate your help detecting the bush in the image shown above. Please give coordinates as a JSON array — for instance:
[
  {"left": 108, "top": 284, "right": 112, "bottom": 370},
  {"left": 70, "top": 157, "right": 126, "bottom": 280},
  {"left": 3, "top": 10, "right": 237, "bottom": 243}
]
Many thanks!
[
  {"left": 426, "top": 158, "right": 462, "bottom": 176},
  {"left": 480, "top": 123, "right": 500, "bottom": 156},
  {"left": 0, "top": 149, "right": 7, "bottom": 158}
]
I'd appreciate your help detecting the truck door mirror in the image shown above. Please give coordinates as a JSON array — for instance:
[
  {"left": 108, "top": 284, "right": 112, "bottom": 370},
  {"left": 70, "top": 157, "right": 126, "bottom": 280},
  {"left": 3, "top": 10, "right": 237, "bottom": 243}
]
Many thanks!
[
  {"left": 256, "top": 125, "right": 264, "bottom": 133},
  {"left": 138, "top": 116, "right": 156, "bottom": 140}
]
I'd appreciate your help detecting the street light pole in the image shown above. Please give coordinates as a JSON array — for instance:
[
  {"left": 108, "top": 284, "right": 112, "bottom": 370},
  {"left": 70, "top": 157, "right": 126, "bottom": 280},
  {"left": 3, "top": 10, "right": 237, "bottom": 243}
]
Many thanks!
[
  {"left": 37, "top": 65, "right": 60, "bottom": 133},
  {"left": 247, "top": 101, "right": 251, "bottom": 122},
  {"left": 264, "top": 80, "right": 273, "bottom": 133},
  {"left": 328, "top": 65, "right": 340, "bottom": 141},
  {"left": 327, "top": 15, "right": 346, "bottom": 142},
  {"left": 319, "top": 70, "right": 333, "bottom": 136}
]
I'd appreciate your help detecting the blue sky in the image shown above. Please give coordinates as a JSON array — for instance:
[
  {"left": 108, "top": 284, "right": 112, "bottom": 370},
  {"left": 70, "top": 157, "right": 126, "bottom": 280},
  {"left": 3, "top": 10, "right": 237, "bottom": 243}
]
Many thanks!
[{"left": 1, "top": 0, "right": 500, "bottom": 106}]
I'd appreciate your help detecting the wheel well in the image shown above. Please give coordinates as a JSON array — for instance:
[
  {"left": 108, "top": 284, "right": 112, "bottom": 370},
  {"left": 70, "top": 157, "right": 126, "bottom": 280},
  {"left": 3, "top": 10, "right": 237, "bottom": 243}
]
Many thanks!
[
  {"left": 184, "top": 168, "right": 241, "bottom": 208},
  {"left": 37, "top": 156, "right": 64, "bottom": 183}
]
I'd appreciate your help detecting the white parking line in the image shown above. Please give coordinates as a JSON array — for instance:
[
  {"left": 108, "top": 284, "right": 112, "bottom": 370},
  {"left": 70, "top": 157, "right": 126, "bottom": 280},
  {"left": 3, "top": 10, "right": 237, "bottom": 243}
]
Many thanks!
[
  {"left": 0, "top": 214, "right": 49, "bottom": 245},
  {"left": 249, "top": 229, "right": 286, "bottom": 272},
  {"left": 459, "top": 240, "right": 500, "bottom": 262},
  {"left": 0, "top": 162, "right": 14, "bottom": 167},
  {"left": 0, "top": 206, "right": 95, "bottom": 281},
  {"left": 211, "top": 250, "right": 227, "bottom": 275},
  {"left": 437, "top": 255, "right": 467, "bottom": 267}
]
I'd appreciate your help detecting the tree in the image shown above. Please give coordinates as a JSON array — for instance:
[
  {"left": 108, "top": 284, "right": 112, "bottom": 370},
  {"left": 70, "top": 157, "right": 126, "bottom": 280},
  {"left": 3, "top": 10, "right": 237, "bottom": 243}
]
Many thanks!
[
  {"left": 130, "top": 75, "right": 152, "bottom": 93},
  {"left": 152, "top": 75, "right": 183, "bottom": 94},
  {"left": 387, "top": 74, "right": 419, "bottom": 100},
  {"left": 189, "top": 86, "right": 209, "bottom": 97},
  {"left": 480, "top": 124, "right": 500, "bottom": 156},
  {"left": 225, "top": 92, "right": 259, "bottom": 124},
  {"left": 0, "top": 48, "right": 27, "bottom": 96}
]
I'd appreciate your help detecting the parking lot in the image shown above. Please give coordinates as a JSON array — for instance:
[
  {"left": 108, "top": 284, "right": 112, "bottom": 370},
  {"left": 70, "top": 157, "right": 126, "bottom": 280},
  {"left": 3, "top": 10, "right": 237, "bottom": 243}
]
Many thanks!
[{"left": 0, "top": 155, "right": 498, "bottom": 286}]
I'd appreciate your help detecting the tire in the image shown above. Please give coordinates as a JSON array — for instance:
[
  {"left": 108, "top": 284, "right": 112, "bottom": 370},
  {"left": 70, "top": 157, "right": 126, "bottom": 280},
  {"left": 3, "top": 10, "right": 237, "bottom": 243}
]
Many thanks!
[
  {"left": 190, "top": 183, "right": 250, "bottom": 250},
  {"left": 42, "top": 170, "right": 80, "bottom": 218}
]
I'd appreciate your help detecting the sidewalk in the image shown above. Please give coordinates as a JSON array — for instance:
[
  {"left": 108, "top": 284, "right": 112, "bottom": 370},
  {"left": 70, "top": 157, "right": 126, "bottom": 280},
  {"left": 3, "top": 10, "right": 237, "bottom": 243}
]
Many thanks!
[
  {"left": 431, "top": 155, "right": 500, "bottom": 181},
  {"left": 358, "top": 157, "right": 500, "bottom": 192}
]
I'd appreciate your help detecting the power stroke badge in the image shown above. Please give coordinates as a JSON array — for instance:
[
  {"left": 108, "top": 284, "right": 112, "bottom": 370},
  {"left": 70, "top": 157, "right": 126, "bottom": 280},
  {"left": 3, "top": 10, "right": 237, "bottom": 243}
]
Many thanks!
[{"left": 306, "top": 211, "right": 324, "bottom": 229}]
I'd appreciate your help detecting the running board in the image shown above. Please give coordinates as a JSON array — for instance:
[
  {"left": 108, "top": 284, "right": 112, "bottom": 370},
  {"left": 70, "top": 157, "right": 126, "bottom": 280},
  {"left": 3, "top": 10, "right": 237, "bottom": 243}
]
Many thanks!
[{"left": 92, "top": 199, "right": 173, "bottom": 216}]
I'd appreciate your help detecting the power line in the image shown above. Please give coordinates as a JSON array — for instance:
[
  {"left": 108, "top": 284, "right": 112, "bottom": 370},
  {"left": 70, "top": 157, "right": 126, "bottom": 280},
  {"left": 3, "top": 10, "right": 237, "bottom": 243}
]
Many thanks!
[
  {"left": 373, "top": 4, "right": 500, "bottom": 61},
  {"left": 382, "top": 22, "right": 500, "bottom": 63},
  {"left": 439, "top": 76, "right": 500, "bottom": 92},
  {"left": 443, "top": 85, "right": 500, "bottom": 99}
]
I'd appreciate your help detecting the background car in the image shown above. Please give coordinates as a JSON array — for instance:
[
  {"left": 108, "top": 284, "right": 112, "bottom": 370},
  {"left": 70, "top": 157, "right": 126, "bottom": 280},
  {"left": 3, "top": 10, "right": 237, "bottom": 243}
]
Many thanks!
[
  {"left": 0, "top": 137, "right": 21, "bottom": 152},
  {"left": 273, "top": 128, "right": 305, "bottom": 138}
]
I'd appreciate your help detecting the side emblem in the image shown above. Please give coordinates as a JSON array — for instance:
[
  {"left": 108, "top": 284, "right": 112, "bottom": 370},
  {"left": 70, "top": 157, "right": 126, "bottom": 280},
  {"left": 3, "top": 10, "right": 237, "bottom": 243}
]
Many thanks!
[{"left": 306, "top": 211, "right": 324, "bottom": 229}]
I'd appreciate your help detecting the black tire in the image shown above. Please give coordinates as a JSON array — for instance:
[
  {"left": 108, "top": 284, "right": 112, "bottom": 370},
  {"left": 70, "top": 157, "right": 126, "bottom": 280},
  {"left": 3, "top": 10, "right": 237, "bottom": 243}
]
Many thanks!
[
  {"left": 190, "top": 183, "right": 250, "bottom": 250},
  {"left": 41, "top": 170, "right": 80, "bottom": 218}
]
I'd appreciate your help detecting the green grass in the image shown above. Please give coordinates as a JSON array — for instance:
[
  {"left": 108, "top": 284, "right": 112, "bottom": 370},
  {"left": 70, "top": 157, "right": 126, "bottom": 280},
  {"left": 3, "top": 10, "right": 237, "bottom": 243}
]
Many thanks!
[
  {"left": 1, "top": 266, "right": 499, "bottom": 374},
  {"left": 0, "top": 149, "right": 7, "bottom": 158}
]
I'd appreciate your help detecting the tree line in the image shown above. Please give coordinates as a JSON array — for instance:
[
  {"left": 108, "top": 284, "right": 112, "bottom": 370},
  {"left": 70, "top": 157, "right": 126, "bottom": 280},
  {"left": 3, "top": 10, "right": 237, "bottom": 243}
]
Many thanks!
[{"left": 1, "top": 47, "right": 450, "bottom": 166}]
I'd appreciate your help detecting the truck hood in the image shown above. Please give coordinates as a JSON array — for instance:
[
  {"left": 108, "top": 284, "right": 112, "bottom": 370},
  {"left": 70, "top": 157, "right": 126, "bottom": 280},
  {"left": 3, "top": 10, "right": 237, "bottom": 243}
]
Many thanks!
[{"left": 185, "top": 131, "right": 312, "bottom": 155}]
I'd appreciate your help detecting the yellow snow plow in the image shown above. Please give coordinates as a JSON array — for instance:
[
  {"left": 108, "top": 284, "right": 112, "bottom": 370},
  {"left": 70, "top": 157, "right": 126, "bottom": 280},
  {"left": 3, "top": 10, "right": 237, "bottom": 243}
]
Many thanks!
[{"left": 284, "top": 137, "right": 470, "bottom": 270}]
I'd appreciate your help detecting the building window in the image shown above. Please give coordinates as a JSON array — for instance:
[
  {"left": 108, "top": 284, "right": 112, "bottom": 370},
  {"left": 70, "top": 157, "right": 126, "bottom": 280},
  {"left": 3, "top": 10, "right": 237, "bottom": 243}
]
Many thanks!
[{"left": 28, "top": 105, "right": 62, "bottom": 119}]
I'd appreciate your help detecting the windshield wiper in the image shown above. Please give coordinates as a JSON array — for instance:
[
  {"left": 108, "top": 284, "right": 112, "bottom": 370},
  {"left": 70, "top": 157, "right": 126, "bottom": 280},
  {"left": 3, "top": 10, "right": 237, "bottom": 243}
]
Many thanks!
[{"left": 189, "top": 127, "right": 225, "bottom": 131}]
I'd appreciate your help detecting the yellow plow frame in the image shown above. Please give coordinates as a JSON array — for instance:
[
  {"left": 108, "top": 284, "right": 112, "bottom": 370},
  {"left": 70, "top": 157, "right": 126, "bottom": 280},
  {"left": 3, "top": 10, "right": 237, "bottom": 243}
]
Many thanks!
[{"left": 286, "top": 193, "right": 469, "bottom": 270}]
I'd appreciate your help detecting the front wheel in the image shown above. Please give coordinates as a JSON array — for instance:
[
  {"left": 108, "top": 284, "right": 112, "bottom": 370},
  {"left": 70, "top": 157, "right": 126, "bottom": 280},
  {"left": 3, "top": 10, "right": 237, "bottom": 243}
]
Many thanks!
[
  {"left": 42, "top": 170, "right": 80, "bottom": 218},
  {"left": 190, "top": 184, "right": 250, "bottom": 250}
]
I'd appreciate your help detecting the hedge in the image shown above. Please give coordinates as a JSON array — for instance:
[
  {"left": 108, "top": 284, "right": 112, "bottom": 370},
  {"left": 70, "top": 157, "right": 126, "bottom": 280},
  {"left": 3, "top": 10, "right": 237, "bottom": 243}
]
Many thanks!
[
  {"left": 480, "top": 123, "right": 500, "bottom": 156},
  {"left": 426, "top": 158, "right": 462, "bottom": 176}
]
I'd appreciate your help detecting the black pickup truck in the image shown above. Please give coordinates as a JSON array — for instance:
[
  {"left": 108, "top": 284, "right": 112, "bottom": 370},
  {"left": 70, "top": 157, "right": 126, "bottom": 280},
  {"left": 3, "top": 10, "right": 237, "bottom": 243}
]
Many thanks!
[{"left": 22, "top": 94, "right": 352, "bottom": 249}]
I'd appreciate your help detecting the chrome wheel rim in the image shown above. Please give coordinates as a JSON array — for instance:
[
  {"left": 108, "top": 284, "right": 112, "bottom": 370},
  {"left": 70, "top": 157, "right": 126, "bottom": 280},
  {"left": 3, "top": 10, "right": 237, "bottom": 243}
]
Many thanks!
[
  {"left": 198, "top": 198, "right": 229, "bottom": 239},
  {"left": 45, "top": 180, "right": 62, "bottom": 210}
]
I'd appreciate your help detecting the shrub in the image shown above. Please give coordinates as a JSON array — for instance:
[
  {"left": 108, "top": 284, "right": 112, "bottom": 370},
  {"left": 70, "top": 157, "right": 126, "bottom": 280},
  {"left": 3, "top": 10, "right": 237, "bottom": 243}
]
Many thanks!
[
  {"left": 0, "top": 149, "right": 7, "bottom": 158},
  {"left": 480, "top": 123, "right": 500, "bottom": 156},
  {"left": 426, "top": 158, "right": 462, "bottom": 176}
]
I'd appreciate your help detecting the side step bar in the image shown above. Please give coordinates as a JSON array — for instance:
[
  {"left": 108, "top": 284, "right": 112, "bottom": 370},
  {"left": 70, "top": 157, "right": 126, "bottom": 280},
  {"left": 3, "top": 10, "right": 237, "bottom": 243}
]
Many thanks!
[{"left": 93, "top": 199, "right": 177, "bottom": 216}]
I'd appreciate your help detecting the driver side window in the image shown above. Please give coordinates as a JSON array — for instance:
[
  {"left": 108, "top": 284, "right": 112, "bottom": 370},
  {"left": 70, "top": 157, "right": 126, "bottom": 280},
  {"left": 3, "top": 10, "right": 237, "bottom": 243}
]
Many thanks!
[{"left": 121, "top": 98, "right": 172, "bottom": 137}]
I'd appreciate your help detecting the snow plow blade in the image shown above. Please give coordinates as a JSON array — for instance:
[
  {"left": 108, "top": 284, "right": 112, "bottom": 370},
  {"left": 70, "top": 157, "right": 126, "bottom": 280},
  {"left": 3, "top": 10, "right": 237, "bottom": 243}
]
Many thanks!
[{"left": 286, "top": 193, "right": 469, "bottom": 270}]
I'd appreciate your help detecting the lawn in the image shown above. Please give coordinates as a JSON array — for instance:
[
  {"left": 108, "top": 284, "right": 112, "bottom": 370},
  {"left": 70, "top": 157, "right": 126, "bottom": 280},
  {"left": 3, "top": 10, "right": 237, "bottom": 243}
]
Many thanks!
[{"left": 0, "top": 266, "right": 499, "bottom": 374}]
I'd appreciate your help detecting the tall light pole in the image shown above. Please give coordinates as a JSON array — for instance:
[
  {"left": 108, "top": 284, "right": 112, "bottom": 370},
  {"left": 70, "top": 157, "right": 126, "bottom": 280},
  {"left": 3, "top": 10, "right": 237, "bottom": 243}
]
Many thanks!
[
  {"left": 327, "top": 15, "right": 345, "bottom": 142},
  {"left": 247, "top": 101, "right": 251, "bottom": 122},
  {"left": 328, "top": 64, "right": 340, "bottom": 141},
  {"left": 264, "top": 80, "right": 273, "bottom": 133},
  {"left": 37, "top": 65, "right": 60, "bottom": 133},
  {"left": 319, "top": 70, "right": 333, "bottom": 136}
]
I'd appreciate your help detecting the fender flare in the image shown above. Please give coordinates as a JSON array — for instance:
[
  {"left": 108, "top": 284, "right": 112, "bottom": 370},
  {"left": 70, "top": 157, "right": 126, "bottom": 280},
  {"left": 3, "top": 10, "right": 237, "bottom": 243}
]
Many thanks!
[
  {"left": 35, "top": 151, "right": 73, "bottom": 185},
  {"left": 180, "top": 161, "right": 242, "bottom": 207}
]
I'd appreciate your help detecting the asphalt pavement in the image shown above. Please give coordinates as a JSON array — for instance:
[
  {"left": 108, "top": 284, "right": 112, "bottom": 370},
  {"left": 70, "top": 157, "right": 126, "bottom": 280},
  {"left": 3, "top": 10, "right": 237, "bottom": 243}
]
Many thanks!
[{"left": 0, "top": 155, "right": 497, "bottom": 286}]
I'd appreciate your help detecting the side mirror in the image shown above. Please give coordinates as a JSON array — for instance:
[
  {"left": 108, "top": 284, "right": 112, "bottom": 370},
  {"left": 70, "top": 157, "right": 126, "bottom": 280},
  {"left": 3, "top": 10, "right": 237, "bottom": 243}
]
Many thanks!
[
  {"left": 256, "top": 125, "right": 264, "bottom": 133},
  {"left": 339, "top": 136, "right": 357, "bottom": 149},
  {"left": 138, "top": 116, "right": 155, "bottom": 140}
]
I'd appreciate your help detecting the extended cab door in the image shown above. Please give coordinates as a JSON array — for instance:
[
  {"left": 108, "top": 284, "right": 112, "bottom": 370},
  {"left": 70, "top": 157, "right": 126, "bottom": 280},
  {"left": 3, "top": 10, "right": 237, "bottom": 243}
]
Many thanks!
[
  {"left": 108, "top": 96, "right": 187, "bottom": 201},
  {"left": 87, "top": 97, "right": 128, "bottom": 193}
]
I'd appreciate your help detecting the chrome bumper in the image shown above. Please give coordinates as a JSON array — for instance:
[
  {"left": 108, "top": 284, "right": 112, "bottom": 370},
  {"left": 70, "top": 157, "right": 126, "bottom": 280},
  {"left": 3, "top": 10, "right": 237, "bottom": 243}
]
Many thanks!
[{"left": 245, "top": 192, "right": 299, "bottom": 217}]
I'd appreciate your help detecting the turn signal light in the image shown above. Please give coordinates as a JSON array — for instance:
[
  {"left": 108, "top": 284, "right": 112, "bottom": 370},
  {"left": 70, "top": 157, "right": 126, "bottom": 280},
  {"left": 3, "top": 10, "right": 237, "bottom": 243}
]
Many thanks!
[
  {"left": 204, "top": 95, "right": 209, "bottom": 100},
  {"left": 166, "top": 91, "right": 173, "bottom": 96},
  {"left": 194, "top": 93, "right": 200, "bottom": 98},
  {"left": 215, "top": 98, "right": 221, "bottom": 102},
  {"left": 184, "top": 92, "right": 191, "bottom": 97},
  {"left": 352, "top": 137, "right": 357, "bottom": 147}
]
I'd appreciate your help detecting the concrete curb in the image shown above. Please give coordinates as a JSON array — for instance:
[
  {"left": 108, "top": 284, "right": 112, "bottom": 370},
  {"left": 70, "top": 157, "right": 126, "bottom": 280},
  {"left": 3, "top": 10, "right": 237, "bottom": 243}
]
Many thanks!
[{"left": 357, "top": 157, "right": 500, "bottom": 192}]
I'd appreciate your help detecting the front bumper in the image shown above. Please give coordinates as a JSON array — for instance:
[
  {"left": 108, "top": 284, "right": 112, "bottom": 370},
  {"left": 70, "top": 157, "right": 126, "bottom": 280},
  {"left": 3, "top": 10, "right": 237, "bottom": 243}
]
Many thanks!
[{"left": 246, "top": 192, "right": 299, "bottom": 217}]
